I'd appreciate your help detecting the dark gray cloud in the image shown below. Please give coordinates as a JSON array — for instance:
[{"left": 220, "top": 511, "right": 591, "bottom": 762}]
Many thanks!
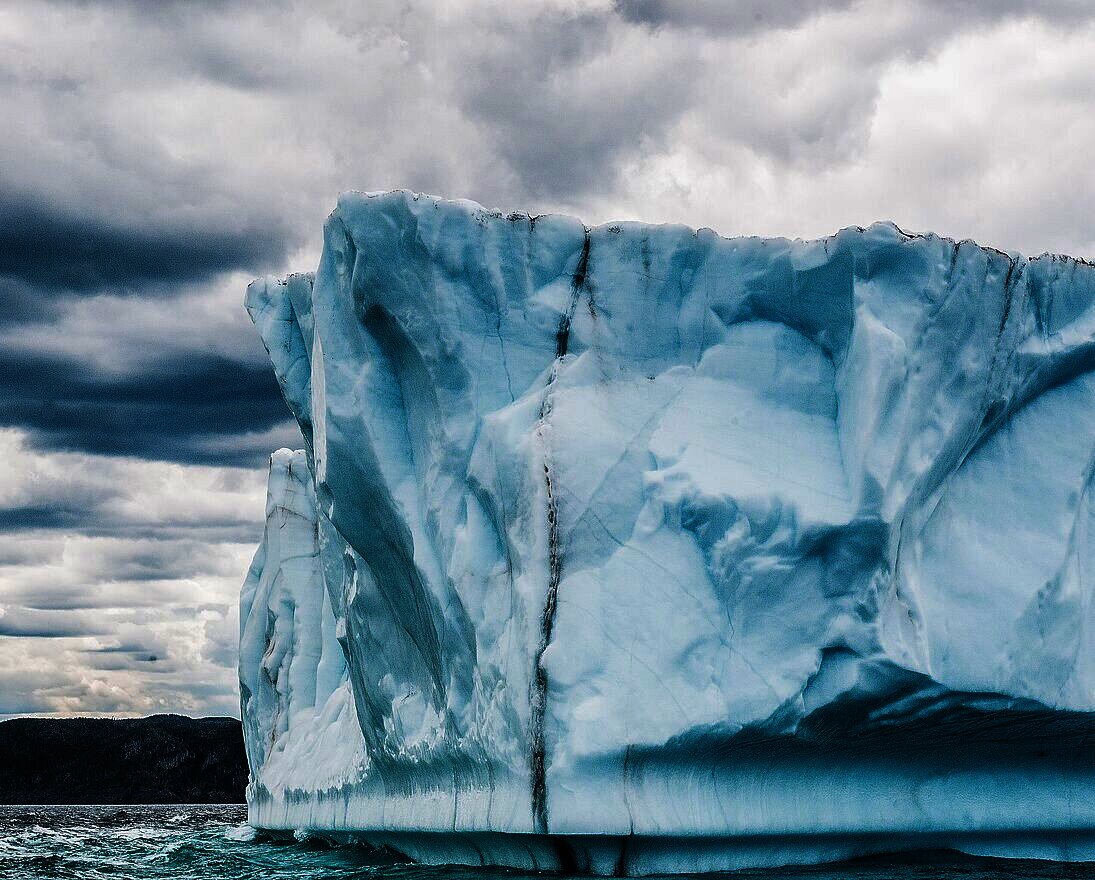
[
  {"left": 0, "top": 2, "right": 307, "bottom": 306},
  {"left": 0, "top": 349, "right": 292, "bottom": 466},
  {"left": 920, "top": 0, "right": 1095, "bottom": 21},
  {"left": 0, "top": 278, "right": 61, "bottom": 326},
  {"left": 0, "top": 609, "right": 109, "bottom": 639},
  {"left": 616, "top": 0, "right": 1092, "bottom": 32},
  {"left": 0, "top": 507, "right": 96, "bottom": 532},
  {"left": 614, "top": 0, "right": 853, "bottom": 33},
  {"left": 83, "top": 637, "right": 175, "bottom": 672},
  {"left": 0, "top": 194, "right": 292, "bottom": 294},
  {"left": 452, "top": 9, "right": 700, "bottom": 199}
]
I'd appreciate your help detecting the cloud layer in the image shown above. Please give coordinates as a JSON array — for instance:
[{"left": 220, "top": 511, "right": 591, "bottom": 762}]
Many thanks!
[
  {"left": 2, "top": 0, "right": 1094, "bottom": 715},
  {"left": 0, "top": 429, "right": 263, "bottom": 714}
]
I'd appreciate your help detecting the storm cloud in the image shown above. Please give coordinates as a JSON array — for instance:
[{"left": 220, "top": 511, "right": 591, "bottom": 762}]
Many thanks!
[
  {"left": 2, "top": 0, "right": 1094, "bottom": 715},
  {"left": 0, "top": 349, "right": 295, "bottom": 465}
]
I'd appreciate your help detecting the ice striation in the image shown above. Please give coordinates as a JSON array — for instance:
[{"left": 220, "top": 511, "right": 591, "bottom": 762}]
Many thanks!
[{"left": 239, "top": 191, "right": 1095, "bottom": 874}]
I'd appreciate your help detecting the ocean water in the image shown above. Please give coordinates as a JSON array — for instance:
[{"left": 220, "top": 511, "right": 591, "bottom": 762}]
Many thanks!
[{"left": 2, "top": 804, "right": 1094, "bottom": 880}]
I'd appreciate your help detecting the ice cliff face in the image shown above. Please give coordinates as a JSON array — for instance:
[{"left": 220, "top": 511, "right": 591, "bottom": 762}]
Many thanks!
[
  {"left": 240, "top": 191, "right": 1095, "bottom": 873},
  {"left": 239, "top": 449, "right": 364, "bottom": 795}
]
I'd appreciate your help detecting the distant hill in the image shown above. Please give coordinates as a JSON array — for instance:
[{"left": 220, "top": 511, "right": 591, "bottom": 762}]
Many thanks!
[{"left": 0, "top": 714, "right": 247, "bottom": 804}]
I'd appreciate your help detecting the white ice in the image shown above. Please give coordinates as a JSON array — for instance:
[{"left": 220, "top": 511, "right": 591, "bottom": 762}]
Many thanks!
[{"left": 239, "top": 192, "right": 1095, "bottom": 874}]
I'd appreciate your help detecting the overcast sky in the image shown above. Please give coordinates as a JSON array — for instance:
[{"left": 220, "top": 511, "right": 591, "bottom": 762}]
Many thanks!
[{"left": 2, "top": 0, "right": 1094, "bottom": 717}]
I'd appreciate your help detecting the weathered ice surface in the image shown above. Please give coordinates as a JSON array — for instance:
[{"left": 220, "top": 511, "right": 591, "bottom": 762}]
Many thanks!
[{"left": 240, "top": 191, "right": 1095, "bottom": 874}]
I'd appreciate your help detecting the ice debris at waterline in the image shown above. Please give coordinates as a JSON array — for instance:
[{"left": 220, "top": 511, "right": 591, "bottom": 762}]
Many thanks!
[{"left": 239, "top": 191, "right": 1095, "bottom": 875}]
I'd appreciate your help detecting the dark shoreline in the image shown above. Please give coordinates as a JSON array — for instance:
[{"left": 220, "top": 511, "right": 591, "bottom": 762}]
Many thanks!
[{"left": 0, "top": 714, "right": 246, "bottom": 804}]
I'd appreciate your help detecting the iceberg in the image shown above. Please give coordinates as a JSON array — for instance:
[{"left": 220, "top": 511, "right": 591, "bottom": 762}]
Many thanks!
[{"left": 239, "top": 191, "right": 1095, "bottom": 873}]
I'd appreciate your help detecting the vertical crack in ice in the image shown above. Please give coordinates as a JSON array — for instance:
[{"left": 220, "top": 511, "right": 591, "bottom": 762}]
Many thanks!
[
  {"left": 555, "top": 233, "right": 591, "bottom": 359},
  {"left": 530, "top": 229, "right": 591, "bottom": 834},
  {"left": 613, "top": 743, "right": 636, "bottom": 876}
]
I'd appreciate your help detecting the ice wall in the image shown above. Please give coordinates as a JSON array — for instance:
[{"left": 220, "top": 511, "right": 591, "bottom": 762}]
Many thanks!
[
  {"left": 239, "top": 449, "right": 364, "bottom": 797},
  {"left": 240, "top": 191, "right": 1095, "bottom": 873}
]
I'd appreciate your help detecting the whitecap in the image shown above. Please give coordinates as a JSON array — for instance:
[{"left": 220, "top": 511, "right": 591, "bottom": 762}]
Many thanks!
[{"left": 224, "top": 823, "right": 258, "bottom": 842}]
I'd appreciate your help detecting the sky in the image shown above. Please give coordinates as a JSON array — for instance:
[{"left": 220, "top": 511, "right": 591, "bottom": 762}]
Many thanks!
[{"left": 2, "top": 0, "right": 1094, "bottom": 717}]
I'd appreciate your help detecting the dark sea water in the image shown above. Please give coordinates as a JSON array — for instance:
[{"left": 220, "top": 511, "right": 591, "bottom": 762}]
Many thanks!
[{"left": 3, "top": 804, "right": 1095, "bottom": 880}]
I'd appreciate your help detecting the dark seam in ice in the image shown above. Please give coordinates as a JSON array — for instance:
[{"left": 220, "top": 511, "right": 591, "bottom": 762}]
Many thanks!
[{"left": 530, "top": 230, "right": 591, "bottom": 835}]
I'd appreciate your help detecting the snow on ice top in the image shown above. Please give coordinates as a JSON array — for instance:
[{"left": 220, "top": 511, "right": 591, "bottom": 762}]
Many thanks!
[{"left": 239, "top": 191, "right": 1095, "bottom": 874}]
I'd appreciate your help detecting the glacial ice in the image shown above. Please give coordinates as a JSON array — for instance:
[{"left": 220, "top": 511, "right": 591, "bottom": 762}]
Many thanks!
[{"left": 239, "top": 191, "right": 1095, "bottom": 873}]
